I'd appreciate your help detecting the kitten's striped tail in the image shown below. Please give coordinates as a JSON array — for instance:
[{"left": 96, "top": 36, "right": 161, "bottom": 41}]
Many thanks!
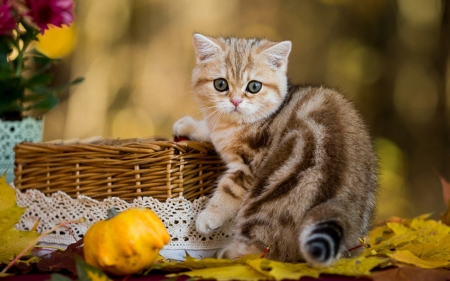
[{"left": 300, "top": 220, "right": 343, "bottom": 265}]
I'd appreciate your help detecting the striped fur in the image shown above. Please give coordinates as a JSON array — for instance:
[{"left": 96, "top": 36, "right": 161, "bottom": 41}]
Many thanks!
[{"left": 173, "top": 34, "right": 378, "bottom": 264}]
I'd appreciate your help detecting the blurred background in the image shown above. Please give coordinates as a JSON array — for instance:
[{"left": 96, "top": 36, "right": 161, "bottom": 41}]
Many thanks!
[{"left": 43, "top": 0, "right": 449, "bottom": 221}]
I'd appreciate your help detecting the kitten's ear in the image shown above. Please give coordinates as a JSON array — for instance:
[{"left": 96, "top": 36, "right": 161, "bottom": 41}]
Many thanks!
[
  {"left": 192, "top": 33, "right": 222, "bottom": 63},
  {"left": 261, "top": 41, "right": 292, "bottom": 69}
]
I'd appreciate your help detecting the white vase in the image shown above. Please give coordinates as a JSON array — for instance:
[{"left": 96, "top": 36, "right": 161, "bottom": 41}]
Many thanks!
[{"left": 0, "top": 117, "right": 43, "bottom": 183}]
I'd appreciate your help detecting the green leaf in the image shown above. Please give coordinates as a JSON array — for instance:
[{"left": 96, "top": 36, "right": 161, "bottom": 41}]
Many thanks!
[
  {"left": 75, "top": 256, "right": 112, "bottom": 281},
  {"left": 70, "top": 76, "right": 85, "bottom": 85},
  {"left": 0, "top": 37, "right": 13, "bottom": 68},
  {"left": 0, "top": 65, "right": 13, "bottom": 79},
  {"left": 19, "top": 19, "right": 40, "bottom": 45},
  {"left": 53, "top": 76, "right": 85, "bottom": 93},
  {"left": 32, "top": 51, "right": 56, "bottom": 66},
  {"left": 0, "top": 77, "right": 23, "bottom": 99},
  {"left": 0, "top": 175, "right": 40, "bottom": 264},
  {"left": 27, "top": 95, "right": 59, "bottom": 111},
  {"left": 0, "top": 73, "right": 24, "bottom": 116},
  {"left": 25, "top": 74, "right": 54, "bottom": 89}
]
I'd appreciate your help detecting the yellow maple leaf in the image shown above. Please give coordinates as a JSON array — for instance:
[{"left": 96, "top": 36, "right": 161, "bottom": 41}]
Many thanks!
[
  {"left": 0, "top": 175, "right": 40, "bottom": 264},
  {"left": 182, "top": 255, "right": 240, "bottom": 269},
  {"left": 246, "top": 258, "right": 319, "bottom": 280},
  {"left": 387, "top": 222, "right": 410, "bottom": 235},
  {"left": 319, "top": 256, "right": 387, "bottom": 277},
  {"left": 169, "top": 264, "right": 268, "bottom": 281},
  {"left": 400, "top": 240, "right": 450, "bottom": 261},
  {"left": 390, "top": 250, "right": 450, "bottom": 269},
  {"left": 161, "top": 254, "right": 386, "bottom": 281},
  {"left": 147, "top": 254, "right": 243, "bottom": 274},
  {"left": 368, "top": 223, "right": 393, "bottom": 242},
  {"left": 410, "top": 217, "right": 450, "bottom": 243}
]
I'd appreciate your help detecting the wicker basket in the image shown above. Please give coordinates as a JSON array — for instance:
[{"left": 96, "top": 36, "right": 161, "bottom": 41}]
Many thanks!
[{"left": 14, "top": 139, "right": 225, "bottom": 202}]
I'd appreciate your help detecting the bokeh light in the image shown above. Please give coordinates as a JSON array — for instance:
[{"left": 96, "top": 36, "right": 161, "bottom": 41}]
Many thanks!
[{"left": 375, "top": 137, "right": 412, "bottom": 220}]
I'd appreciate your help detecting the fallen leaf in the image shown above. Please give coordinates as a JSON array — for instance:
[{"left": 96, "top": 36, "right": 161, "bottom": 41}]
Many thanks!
[
  {"left": 4, "top": 256, "right": 41, "bottom": 275},
  {"left": 153, "top": 253, "right": 387, "bottom": 281},
  {"left": 37, "top": 238, "right": 84, "bottom": 275},
  {"left": 0, "top": 175, "right": 40, "bottom": 265},
  {"left": 246, "top": 258, "right": 319, "bottom": 280},
  {"left": 147, "top": 255, "right": 239, "bottom": 274},
  {"left": 319, "top": 256, "right": 387, "bottom": 277},
  {"left": 75, "top": 256, "right": 112, "bottom": 281},
  {"left": 389, "top": 250, "right": 450, "bottom": 269},
  {"left": 169, "top": 264, "right": 268, "bottom": 281},
  {"left": 400, "top": 239, "right": 450, "bottom": 261},
  {"left": 0, "top": 173, "right": 17, "bottom": 211}
]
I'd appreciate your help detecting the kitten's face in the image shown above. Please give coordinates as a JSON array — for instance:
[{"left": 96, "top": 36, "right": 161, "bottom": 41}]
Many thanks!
[{"left": 191, "top": 34, "right": 292, "bottom": 125}]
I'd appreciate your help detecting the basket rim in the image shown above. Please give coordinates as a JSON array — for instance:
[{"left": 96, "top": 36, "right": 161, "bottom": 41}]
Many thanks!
[{"left": 14, "top": 139, "right": 217, "bottom": 154}]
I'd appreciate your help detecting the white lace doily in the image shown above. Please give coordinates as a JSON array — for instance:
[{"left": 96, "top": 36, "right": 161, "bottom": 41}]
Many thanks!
[
  {"left": 0, "top": 117, "right": 43, "bottom": 183},
  {"left": 15, "top": 189, "right": 234, "bottom": 260}
]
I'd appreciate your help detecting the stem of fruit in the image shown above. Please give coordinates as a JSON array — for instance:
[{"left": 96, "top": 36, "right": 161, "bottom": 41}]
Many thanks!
[{"left": 107, "top": 207, "right": 120, "bottom": 219}]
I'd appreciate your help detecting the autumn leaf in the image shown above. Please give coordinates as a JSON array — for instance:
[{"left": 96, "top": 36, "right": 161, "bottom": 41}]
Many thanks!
[
  {"left": 0, "top": 175, "right": 40, "bottom": 265},
  {"left": 3, "top": 256, "right": 41, "bottom": 275},
  {"left": 75, "top": 256, "right": 112, "bottom": 281},
  {"left": 147, "top": 254, "right": 241, "bottom": 273},
  {"left": 366, "top": 213, "right": 450, "bottom": 274},
  {"left": 159, "top": 254, "right": 386, "bottom": 281},
  {"left": 178, "top": 254, "right": 241, "bottom": 269},
  {"left": 390, "top": 250, "right": 450, "bottom": 269},
  {"left": 319, "top": 256, "right": 387, "bottom": 277},
  {"left": 37, "top": 238, "right": 84, "bottom": 275},
  {"left": 246, "top": 258, "right": 319, "bottom": 280},
  {"left": 169, "top": 264, "right": 268, "bottom": 281}
]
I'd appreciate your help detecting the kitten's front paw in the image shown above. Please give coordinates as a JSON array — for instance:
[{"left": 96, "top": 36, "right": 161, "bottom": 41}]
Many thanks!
[
  {"left": 173, "top": 116, "right": 210, "bottom": 142},
  {"left": 173, "top": 116, "right": 197, "bottom": 139},
  {"left": 196, "top": 209, "right": 226, "bottom": 234}
]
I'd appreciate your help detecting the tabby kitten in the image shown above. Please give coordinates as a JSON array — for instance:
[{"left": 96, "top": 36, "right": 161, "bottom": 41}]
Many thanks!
[{"left": 173, "top": 33, "right": 377, "bottom": 265}]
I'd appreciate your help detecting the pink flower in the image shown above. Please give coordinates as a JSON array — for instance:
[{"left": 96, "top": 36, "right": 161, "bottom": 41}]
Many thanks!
[
  {"left": 26, "top": 0, "right": 74, "bottom": 33},
  {"left": 0, "top": 1, "right": 16, "bottom": 36}
]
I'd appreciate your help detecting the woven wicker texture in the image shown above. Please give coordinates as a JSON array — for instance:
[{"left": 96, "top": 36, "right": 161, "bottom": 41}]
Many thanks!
[{"left": 14, "top": 139, "right": 225, "bottom": 202}]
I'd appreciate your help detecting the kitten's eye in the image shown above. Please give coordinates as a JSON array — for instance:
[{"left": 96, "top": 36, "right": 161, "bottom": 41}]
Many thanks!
[
  {"left": 213, "top": 78, "right": 229, "bottom": 92},
  {"left": 246, "top": 81, "right": 262, "bottom": 94}
]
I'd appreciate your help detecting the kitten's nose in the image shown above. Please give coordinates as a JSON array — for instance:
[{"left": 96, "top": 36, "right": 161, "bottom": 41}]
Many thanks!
[{"left": 230, "top": 98, "right": 242, "bottom": 107}]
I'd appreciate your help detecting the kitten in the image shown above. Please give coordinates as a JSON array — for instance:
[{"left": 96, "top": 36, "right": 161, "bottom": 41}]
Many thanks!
[{"left": 173, "top": 33, "right": 377, "bottom": 265}]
